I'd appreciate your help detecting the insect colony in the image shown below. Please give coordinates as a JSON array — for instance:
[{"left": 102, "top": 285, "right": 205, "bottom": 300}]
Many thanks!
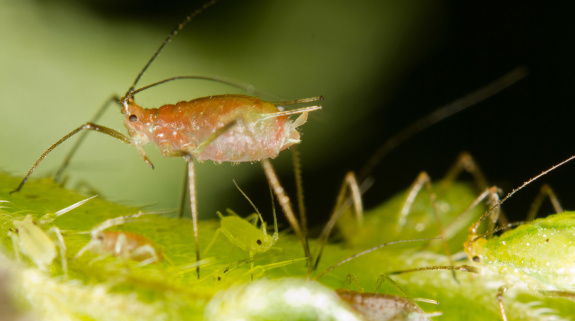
[{"left": 1, "top": 1, "right": 574, "bottom": 321}]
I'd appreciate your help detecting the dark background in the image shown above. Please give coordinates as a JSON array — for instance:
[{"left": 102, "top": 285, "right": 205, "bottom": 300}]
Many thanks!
[{"left": 55, "top": 0, "right": 575, "bottom": 227}]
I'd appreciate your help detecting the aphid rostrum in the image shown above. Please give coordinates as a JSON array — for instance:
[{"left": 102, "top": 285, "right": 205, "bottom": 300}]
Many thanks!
[{"left": 11, "top": 0, "right": 321, "bottom": 277}]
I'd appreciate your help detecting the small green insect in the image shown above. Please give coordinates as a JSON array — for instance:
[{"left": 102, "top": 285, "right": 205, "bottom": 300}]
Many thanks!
[
  {"left": 7, "top": 195, "right": 97, "bottom": 275},
  {"left": 203, "top": 181, "right": 279, "bottom": 274},
  {"left": 458, "top": 155, "right": 575, "bottom": 320}
]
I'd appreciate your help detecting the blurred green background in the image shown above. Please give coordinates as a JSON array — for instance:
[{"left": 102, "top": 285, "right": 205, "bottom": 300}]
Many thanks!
[{"left": 1, "top": 0, "right": 573, "bottom": 226}]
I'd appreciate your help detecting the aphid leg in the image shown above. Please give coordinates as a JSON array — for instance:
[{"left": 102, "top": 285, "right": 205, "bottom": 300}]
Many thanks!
[
  {"left": 54, "top": 96, "right": 120, "bottom": 183},
  {"left": 202, "top": 227, "right": 223, "bottom": 256},
  {"left": 246, "top": 257, "right": 308, "bottom": 280},
  {"left": 496, "top": 285, "right": 508, "bottom": 321},
  {"left": 133, "top": 244, "right": 161, "bottom": 267},
  {"left": 440, "top": 152, "right": 509, "bottom": 227},
  {"left": 291, "top": 145, "right": 308, "bottom": 249},
  {"left": 110, "top": 232, "right": 160, "bottom": 267},
  {"left": 440, "top": 151, "right": 489, "bottom": 191},
  {"left": 11, "top": 123, "right": 137, "bottom": 194},
  {"left": 184, "top": 156, "right": 201, "bottom": 278},
  {"left": 398, "top": 172, "right": 456, "bottom": 279},
  {"left": 344, "top": 274, "right": 364, "bottom": 292},
  {"left": 374, "top": 274, "right": 438, "bottom": 305},
  {"left": 357, "top": 67, "right": 528, "bottom": 180},
  {"left": 46, "top": 226, "right": 68, "bottom": 276},
  {"left": 312, "top": 172, "right": 362, "bottom": 272},
  {"left": 442, "top": 186, "right": 501, "bottom": 242},
  {"left": 465, "top": 187, "right": 504, "bottom": 251},
  {"left": 313, "top": 237, "right": 440, "bottom": 280},
  {"left": 525, "top": 183, "right": 563, "bottom": 221},
  {"left": 261, "top": 159, "right": 311, "bottom": 265}
]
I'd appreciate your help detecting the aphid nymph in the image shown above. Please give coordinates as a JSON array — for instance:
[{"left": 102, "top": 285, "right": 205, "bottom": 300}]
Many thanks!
[
  {"left": 204, "top": 181, "right": 278, "bottom": 274},
  {"left": 75, "top": 211, "right": 164, "bottom": 266},
  {"left": 8, "top": 195, "right": 97, "bottom": 275}
]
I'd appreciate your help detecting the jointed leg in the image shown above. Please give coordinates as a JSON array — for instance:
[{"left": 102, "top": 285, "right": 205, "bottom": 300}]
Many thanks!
[
  {"left": 441, "top": 151, "right": 489, "bottom": 191},
  {"left": 313, "top": 171, "right": 362, "bottom": 272},
  {"left": 261, "top": 159, "right": 311, "bottom": 266},
  {"left": 399, "top": 172, "right": 456, "bottom": 277},
  {"left": 48, "top": 226, "right": 68, "bottom": 276},
  {"left": 12, "top": 122, "right": 138, "bottom": 193},
  {"left": 185, "top": 157, "right": 201, "bottom": 278},
  {"left": 54, "top": 96, "right": 120, "bottom": 182},
  {"left": 526, "top": 184, "right": 563, "bottom": 221}
]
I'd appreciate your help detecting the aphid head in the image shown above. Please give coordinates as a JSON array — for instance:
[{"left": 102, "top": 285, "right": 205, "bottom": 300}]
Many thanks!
[
  {"left": 464, "top": 237, "right": 487, "bottom": 263},
  {"left": 120, "top": 97, "right": 151, "bottom": 145},
  {"left": 254, "top": 234, "right": 275, "bottom": 254}
]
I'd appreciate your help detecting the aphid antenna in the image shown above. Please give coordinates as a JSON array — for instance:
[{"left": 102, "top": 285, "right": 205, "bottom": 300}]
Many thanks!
[
  {"left": 232, "top": 180, "right": 278, "bottom": 240},
  {"left": 358, "top": 66, "right": 528, "bottom": 181},
  {"left": 312, "top": 237, "right": 441, "bottom": 281},
  {"left": 470, "top": 154, "right": 575, "bottom": 237},
  {"left": 129, "top": 75, "right": 282, "bottom": 101},
  {"left": 469, "top": 221, "right": 527, "bottom": 245},
  {"left": 123, "top": 0, "right": 222, "bottom": 103}
]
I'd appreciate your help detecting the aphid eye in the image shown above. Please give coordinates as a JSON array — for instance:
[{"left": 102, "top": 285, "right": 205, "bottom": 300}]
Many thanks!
[
  {"left": 472, "top": 256, "right": 481, "bottom": 262},
  {"left": 97, "top": 235, "right": 104, "bottom": 241},
  {"left": 129, "top": 114, "right": 138, "bottom": 122},
  {"left": 256, "top": 239, "right": 262, "bottom": 245}
]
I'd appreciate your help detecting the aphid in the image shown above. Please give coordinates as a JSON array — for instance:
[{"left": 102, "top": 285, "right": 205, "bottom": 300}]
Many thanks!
[
  {"left": 203, "top": 181, "right": 279, "bottom": 275},
  {"left": 7, "top": 195, "right": 97, "bottom": 274},
  {"left": 11, "top": 0, "right": 321, "bottom": 277},
  {"left": 335, "top": 273, "right": 440, "bottom": 321},
  {"left": 75, "top": 211, "right": 164, "bottom": 266},
  {"left": 396, "top": 154, "right": 575, "bottom": 320},
  {"left": 336, "top": 290, "right": 433, "bottom": 321}
]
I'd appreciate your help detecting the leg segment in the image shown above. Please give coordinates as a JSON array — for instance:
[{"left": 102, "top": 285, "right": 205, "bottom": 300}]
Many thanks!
[{"left": 12, "top": 123, "right": 137, "bottom": 193}]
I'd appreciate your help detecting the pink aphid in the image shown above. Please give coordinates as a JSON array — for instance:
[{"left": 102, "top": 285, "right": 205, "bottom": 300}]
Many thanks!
[
  {"left": 13, "top": 1, "right": 321, "bottom": 278},
  {"left": 123, "top": 95, "right": 306, "bottom": 163}
]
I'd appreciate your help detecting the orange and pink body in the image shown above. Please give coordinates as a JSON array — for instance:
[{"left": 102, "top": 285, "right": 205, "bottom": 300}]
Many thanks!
[
  {"left": 76, "top": 230, "right": 163, "bottom": 264},
  {"left": 123, "top": 94, "right": 302, "bottom": 162}
]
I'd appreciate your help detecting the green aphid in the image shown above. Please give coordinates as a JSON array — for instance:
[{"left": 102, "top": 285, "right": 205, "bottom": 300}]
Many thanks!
[
  {"left": 8, "top": 195, "right": 97, "bottom": 275},
  {"left": 467, "top": 212, "right": 575, "bottom": 292}
]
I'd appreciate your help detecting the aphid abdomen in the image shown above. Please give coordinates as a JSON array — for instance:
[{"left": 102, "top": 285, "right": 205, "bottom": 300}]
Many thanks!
[
  {"left": 130, "top": 95, "right": 294, "bottom": 162},
  {"left": 482, "top": 212, "right": 575, "bottom": 289}
]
